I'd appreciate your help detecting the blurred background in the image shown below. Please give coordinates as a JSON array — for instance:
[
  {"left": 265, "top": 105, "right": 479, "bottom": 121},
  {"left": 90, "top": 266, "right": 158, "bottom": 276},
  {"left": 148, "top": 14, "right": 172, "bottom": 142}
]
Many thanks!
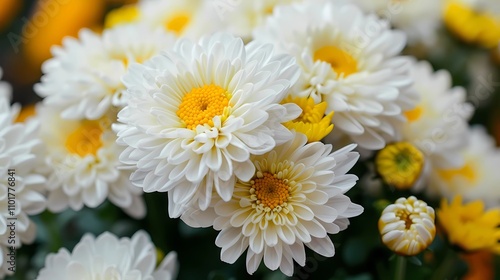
[{"left": 1, "top": 0, "right": 500, "bottom": 279}]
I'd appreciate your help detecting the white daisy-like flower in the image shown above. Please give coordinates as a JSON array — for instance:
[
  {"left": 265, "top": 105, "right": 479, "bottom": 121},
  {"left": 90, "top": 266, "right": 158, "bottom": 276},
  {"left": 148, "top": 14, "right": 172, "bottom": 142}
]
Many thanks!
[
  {"left": 37, "top": 105, "right": 145, "bottom": 218},
  {"left": 182, "top": 132, "right": 363, "bottom": 276},
  {"left": 36, "top": 230, "right": 178, "bottom": 280},
  {"left": 209, "top": 0, "right": 303, "bottom": 40},
  {"left": 351, "top": 0, "right": 445, "bottom": 46},
  {"left": 401, "top": 60, "right": 473, "bottom": 189},
  {"left": 0, "top": 95, "right": 46, "bottom": 278},
  {"left": 115, "top": 33, "right": 301, "bottom": 217},
  {"left": 378, "top": 196, "right": 435, "bottom": 256},
  {"left": 35, "top": 24, "right": 177, "bottom": 120},
  {"left": 135, "top": 0, "right": 221, "bottom": 39},
  {"left": 430, "top": 126, "right": 500, "bottom": 208},
  {"left": 253, "top": 1, "right": 417, "bottom": 150}
]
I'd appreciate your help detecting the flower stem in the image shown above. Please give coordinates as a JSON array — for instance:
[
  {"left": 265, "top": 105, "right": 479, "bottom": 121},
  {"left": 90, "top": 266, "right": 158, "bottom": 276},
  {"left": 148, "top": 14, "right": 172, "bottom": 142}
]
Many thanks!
[{"left": 395, "top": 255, "right": 407, "bottom": 280}]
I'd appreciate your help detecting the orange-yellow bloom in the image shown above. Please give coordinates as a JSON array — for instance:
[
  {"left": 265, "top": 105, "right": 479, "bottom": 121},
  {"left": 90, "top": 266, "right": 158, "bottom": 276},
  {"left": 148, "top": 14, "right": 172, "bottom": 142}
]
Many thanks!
[
  {"left": 438, "top": 196, "right": 500, "bottom": 254},
  {"left": 282, "top": 96, "right": 334, "bottom": 143},
  {"left": 22, "top": 0, "right": 105, "bottom": 70},
  {"left": 444, "top": 2, "right": 500, "bottom": 48}
]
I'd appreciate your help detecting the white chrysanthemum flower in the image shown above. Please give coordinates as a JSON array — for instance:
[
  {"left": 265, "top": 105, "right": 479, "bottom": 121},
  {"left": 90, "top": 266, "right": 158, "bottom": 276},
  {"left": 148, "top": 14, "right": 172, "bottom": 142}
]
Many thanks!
[
  {"left": 430, "top": 126, "right": 500, "bottom": 208},
  {"left": 254, "top": 1, "right": 417, "bottom": 150},
  {"left": 0, "top": 95, "right": 46, "bottom": 278},
  {"left": 209, "top": 0, "right": 303, "bottom": 40},
  {"left": 401, "top": 60, "right": 473, "bottom": 189},
  {"left": 35, "top": 24, "right": 177, "bottom": 120},
  {"left": 378, "top": 196, "right": 436, "bottom": 256},
  {"left": 182, "top": 133, "right": 363, "bottom": 276},
  {"left": 36, "top": 230, "right": 178, "bottom": 280},
  {"left": 136, "top": 0, "right": 220, "bottom": 39},
  {"left": 115, "top": 33, "right": 301, "bottom": 217},
  {"left": 37, "top": 105, "right": 145, "bottom": 218},
  {"left": 351, "top": 0, "right": 445, "bottom": 46}
]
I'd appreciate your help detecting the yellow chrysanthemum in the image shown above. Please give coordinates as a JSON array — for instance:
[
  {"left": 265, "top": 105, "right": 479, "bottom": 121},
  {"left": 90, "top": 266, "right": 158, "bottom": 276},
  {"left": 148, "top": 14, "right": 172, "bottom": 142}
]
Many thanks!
[
  {"left": 282, "top": 96, "right": 334, "bottom": 142},
  {"left": 379, "top": 196, "right": 436, "bottom": 256},
  {"left": 437, "top": 196, "right": 500, "bottom": 254},
  {"left": 444, "top": 1, "right": 500, "bottom": 48},
  {"left": 375, "top": 142, "right": 425, "bottom": 190}
]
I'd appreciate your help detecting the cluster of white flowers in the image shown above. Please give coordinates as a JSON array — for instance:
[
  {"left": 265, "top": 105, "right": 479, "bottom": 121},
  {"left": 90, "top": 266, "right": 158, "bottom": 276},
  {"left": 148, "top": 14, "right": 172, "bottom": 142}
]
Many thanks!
[
  {"left": 0, "top": 82, "right": 46, "bottom": 278},
  {"left": 4, "top": 0, "right": 500, "bottom": 277}
]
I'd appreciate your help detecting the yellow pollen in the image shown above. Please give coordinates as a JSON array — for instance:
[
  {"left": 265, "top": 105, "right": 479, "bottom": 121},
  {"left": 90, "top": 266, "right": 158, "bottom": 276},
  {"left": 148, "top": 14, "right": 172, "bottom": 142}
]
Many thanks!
[
  {"left": 177, "top": 84, "right": 230, "bottom": 130},
  {"left": 164, "top": 12, "right": 190, "bottom": 34},
  {"left": 438, "top": 161, "right": 477, "bottom": 184},
  {"left": 252, "top": 172, "right": 290, "bottom": 210},
  {"left": 404, "top": 105, "right": 423, "bottom": 123},
  {"left": 313, "top": 45, "right": 358, "bottom": 77},
  {"left": 65, "top": 121, "right": 103, "bottom": 156}
]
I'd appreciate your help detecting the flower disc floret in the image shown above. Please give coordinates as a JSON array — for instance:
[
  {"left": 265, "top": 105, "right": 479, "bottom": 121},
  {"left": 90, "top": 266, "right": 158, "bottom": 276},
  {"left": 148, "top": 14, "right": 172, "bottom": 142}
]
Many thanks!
[
  {"left": 251, "top": 171, "right": 290, "bottom": 211},
  {"left": 177, "top": 84, "right": 231, "bottom": 129}
]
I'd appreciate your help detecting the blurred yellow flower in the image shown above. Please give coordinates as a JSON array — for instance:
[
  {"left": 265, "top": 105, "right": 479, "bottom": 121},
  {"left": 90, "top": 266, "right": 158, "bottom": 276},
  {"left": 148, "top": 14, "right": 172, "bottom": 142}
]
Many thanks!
[
  {"left": 375, "top": 142, "right": 424, "bottom": 190},
  {"left": 444, "top": 2, "right": 500, "bottom": 48},
  {"left": 104, "top": 4, "right": 139, "bottom": 29},
  {"left": 0, "top": 0, "right": 21, "bottom": 32},
  {"left": 437, "top": 196, "right": 500, "bottom": 254},
  {"left": 379, "top": 196, "right": 436, "bottom": 256},
  {"left": 282, "top": 96, "right": 334, "bottom": 143},
  {"left": 22, "top": 0, "right": 105, "bottom": 70}
]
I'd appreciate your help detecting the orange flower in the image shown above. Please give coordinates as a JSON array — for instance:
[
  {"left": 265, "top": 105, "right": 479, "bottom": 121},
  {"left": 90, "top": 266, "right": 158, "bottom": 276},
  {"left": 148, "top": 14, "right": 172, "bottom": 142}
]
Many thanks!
[
  {"left": 0, "top": 0, "right": 21, "bottom": 32},
  {"left": 22, "top": 0, "right": 105, "bottom": 70},
  {"left": 461, "top": 250, "right": 494, "bottom": 280}
]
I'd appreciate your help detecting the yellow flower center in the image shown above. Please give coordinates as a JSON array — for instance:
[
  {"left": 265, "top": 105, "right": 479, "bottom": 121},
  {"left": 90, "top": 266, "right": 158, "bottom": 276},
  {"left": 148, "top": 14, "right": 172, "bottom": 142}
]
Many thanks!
[
  {"left": 65, "top": 121, "right": 103, "bottom": 156},
  {"left": 375, "top": 142, "right": 425, "bottom": 189},
  {"left": 404, "top": 105, "right": 423, "bottom": 123},
  {"left": 251, "top": 172, "right": 290, "bottom": 210},
  {"left": 395, "top": 208, "right": 413, "bottom": 229},
  {"left": 177, "top": 84, "right": 230, "bottom": 130},
  {"left": 282, "top": 96, "right": 334, "bottom": 143},
  {"left": 313, "top": 45, "right": 358, "bottom": 77},
  {"left": 438, "top": 161, "right": 477, "bottom": 184},
  {"left": 164, "top": 12, "right": 190, "bottom": 34}
]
